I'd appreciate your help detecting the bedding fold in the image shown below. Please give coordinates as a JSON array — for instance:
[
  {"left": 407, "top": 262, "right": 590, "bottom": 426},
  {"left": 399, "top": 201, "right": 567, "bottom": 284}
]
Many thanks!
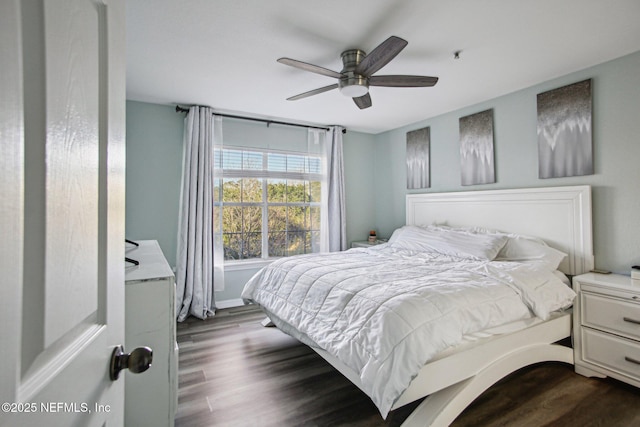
[{"left": 241, "top": 245, "right": 575, "bottom": 417}]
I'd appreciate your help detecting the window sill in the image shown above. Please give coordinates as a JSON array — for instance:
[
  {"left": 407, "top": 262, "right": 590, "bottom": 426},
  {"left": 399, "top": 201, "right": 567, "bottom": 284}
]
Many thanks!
[{"left": 224, "top": 258, "right": 276, "bottom": 272}]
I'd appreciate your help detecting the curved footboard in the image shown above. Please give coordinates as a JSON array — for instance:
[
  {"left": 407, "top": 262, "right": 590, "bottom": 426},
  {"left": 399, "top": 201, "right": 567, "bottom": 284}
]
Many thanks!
[{"left": 400, "top": 343, "right": 574, "bottom": 427}]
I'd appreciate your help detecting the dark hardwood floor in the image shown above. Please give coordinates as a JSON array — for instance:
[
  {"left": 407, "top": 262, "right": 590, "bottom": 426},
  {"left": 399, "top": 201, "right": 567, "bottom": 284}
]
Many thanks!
[{"left": 176, "top": 305, "right": 640, "bottom": 426}]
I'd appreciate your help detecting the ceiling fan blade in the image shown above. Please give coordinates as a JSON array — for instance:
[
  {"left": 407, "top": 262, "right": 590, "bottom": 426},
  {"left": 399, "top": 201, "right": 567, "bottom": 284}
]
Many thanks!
[
  {"left": 277, "top": 58, "right": 342, "bottom": 79},
  {"left": 370, "top": 75, "right": 439, "bottom": 87},
  {"left": 353, "top": 93, "right": 372, "bottom": 109},
  {"left": 355, "top": 36, "right": 408, "bottom": 77},
  {"left": 286, "top": 83, "right": 339, "bottom": 101}
]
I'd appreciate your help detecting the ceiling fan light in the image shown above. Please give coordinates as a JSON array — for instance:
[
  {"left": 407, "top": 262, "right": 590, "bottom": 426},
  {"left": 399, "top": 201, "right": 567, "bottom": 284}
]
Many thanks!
[{"left": 339, "top": 84, "right": 369, "bottom": 98}]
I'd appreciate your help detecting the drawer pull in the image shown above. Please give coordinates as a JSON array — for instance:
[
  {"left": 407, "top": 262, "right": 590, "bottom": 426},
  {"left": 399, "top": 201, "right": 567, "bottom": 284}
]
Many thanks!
[
  {"left": 623, "top": 317, "right": 640, "bottom": 325},
  {"left": 625, "top": 356, "right": 640, "bottom": 366}
]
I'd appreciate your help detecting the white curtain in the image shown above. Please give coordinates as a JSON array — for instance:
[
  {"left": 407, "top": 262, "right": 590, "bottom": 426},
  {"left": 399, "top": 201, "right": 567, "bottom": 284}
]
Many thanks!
[
  {"left": 175, "top": 107, "right": 224, "bottom": 321},
  {"left": 317, "top": 126, "right": 347, "bottom": 252}
]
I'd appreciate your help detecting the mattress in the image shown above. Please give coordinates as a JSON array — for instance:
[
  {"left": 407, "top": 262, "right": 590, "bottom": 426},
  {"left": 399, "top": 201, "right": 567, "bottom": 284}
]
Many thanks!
[{"left": 241, "top": 244, "right": 575, "bottom": 417}]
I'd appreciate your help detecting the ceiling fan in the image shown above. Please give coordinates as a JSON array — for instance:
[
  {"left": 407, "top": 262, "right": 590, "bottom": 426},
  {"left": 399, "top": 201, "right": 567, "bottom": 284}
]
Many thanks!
[{"left": 277, "top": 36, "right": 438, "bottom": 109}]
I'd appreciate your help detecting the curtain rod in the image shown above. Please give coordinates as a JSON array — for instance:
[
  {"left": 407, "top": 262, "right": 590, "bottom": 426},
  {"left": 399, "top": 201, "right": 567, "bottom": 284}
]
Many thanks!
[{"left": 175, "top": 105, "right": 346, "bottom": 134}]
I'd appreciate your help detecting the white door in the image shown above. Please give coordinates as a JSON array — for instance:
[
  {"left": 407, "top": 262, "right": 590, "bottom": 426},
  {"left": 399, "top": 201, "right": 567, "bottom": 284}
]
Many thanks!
[{"left": 0, "top": 0, "right": 127, "bottom": 426}]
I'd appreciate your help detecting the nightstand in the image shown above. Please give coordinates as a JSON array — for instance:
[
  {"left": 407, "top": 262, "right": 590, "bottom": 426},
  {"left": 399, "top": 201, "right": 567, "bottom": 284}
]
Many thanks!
[
  {"left": 351, "top": 240, "right": 385, "bottom": 248},
  {"left": 573, "top": 272, "right": 640, "bottom": 388}
]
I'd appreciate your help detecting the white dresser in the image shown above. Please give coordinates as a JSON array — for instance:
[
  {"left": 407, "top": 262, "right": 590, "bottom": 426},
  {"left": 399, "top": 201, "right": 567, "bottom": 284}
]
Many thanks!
[
  {"left": 125, "top": 240, "right": 178, "bottom": 427},
  {"left": 573, "top": 273, "right": 640, "bottom": 388}
]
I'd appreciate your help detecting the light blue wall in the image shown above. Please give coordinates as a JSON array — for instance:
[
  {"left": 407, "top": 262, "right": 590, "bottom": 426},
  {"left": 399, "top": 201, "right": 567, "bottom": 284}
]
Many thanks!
[
  {"left": 372, "top": 50, "right": 640, "bottom": 274},
  {"left": 343, "top": 130, "right": 377, "bottom": 242},
  {"left": 125, "top": 103, "right": 377, "bottom": 302},
  {"left": 125, "top": 101, "right": 184, "bottom": 266},
  {"left": 127, "top": 50, "right": 640, "bottom": 302}
]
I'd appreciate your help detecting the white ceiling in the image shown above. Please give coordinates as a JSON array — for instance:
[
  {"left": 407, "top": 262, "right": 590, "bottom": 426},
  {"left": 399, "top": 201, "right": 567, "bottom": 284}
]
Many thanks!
[{"left": 126, "top": 0, "right": 640, "bottom": 134}]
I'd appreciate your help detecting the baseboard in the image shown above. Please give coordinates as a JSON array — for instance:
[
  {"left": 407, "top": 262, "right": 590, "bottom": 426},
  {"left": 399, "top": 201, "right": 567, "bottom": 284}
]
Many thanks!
[{"left": 216, "top": 298, "right": 245, "bottom": 309}]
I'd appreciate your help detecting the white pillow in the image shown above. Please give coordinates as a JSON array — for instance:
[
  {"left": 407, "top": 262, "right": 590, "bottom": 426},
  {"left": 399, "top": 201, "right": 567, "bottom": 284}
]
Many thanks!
[
  {"left": 388, "top": 225, "right": 508, "bottom": 260},
  {"left": 496, "top": 237, "right": 567, "bottom": 270},
  {"left": 462, "top": 226, "right": 567, "bottom": 270},
  {"left": 503, "top": 265, "right": 576, "bottom": 320},
  {"left": 391, "top": 225, "right": 567, "bottom": 270}
]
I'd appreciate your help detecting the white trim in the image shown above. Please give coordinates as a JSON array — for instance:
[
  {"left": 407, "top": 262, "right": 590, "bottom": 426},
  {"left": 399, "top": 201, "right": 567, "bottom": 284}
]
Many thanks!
[
  {"left": 223, "top": 258, "right": 274, "bottom": 272},
  {"left": 216, "top": 298, "right": 245, "bottom": 309}
]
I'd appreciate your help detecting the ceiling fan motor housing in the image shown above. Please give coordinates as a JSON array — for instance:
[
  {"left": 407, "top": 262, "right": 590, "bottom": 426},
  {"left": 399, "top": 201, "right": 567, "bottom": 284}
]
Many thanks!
[{"left": 339, "top": 49, "right": 369, "bottom": 97}]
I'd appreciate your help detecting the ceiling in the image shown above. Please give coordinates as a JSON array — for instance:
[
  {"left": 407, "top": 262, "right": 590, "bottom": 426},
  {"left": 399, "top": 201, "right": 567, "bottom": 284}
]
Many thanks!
[{"left": 126, "top": 0, "right": 640, "bottom": 134}]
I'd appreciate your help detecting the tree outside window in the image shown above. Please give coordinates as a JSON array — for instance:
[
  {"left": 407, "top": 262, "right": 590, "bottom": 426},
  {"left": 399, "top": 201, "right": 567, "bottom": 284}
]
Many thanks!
[{"left": 214, "top": 148, "right": 322, "bottom": 261}]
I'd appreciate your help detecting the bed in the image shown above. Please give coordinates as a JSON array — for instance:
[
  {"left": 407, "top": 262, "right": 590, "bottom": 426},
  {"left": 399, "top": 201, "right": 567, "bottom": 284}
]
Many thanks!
[{"left": 241, "top": 185, "right": 593, "bottom": 426}]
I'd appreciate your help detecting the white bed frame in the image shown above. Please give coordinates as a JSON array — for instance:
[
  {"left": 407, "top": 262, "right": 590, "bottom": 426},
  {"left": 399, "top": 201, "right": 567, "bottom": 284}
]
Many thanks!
[{"left": 311, "top": 186, "right": 593, "bottom": 426}]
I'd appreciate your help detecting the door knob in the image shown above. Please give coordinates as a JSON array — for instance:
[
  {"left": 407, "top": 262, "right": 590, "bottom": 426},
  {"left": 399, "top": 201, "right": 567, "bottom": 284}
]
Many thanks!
[{"left": 109, "top": 345, "right": 153, "bottom": 381}]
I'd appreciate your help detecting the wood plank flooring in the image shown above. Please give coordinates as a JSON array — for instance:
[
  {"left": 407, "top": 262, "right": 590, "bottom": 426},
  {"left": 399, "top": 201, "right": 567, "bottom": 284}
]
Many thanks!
[{"left": 176, "top": 305, "right": 640, "bottom": 426}]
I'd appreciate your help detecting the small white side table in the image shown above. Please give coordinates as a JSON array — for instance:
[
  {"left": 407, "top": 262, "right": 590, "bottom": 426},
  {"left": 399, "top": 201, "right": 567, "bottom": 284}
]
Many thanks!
[
  {"left": 351, "top": 240, "right": 386, "bottom": 248},
  {"left": 573, "top": 272, "right": 640, "bottom": 389}
]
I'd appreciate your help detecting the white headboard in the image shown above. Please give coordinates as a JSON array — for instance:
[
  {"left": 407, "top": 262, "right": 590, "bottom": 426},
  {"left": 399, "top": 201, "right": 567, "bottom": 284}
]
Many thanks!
[{"left": 406, "top": 186, "right": 593, "bottom": 275}]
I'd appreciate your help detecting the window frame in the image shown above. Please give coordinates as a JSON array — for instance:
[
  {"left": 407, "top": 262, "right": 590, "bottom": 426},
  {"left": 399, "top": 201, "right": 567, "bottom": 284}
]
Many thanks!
[{"left": 215, "top": 146, "right": 323, "bottom": 264}]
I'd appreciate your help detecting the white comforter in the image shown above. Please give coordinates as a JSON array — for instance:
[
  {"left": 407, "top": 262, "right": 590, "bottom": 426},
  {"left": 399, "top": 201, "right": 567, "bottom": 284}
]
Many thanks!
[{"left": 241, "top": 245, "right": 575, "bottom": 417}]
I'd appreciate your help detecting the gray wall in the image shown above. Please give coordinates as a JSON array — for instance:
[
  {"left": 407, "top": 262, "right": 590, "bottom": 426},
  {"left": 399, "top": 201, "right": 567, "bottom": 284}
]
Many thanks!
[{"left": 372, "top": 50, "right": 640, "bottom": 274}]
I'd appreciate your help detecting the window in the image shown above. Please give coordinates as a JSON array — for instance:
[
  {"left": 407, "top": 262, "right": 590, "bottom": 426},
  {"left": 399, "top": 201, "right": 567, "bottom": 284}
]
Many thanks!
[{"left": 214, "top": 147, "right": 322, "bottom": 261}]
